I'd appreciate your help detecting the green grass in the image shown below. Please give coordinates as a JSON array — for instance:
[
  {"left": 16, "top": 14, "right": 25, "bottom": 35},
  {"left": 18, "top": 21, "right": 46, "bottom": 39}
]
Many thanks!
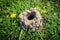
[{"left": 0, "top": 0, "right": 60, "bottom": 40}]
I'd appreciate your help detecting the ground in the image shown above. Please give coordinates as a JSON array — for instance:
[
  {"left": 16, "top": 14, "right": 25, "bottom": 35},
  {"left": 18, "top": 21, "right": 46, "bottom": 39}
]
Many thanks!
[{"left": 0, "top": 0, "right": 60, "bottom": 40}]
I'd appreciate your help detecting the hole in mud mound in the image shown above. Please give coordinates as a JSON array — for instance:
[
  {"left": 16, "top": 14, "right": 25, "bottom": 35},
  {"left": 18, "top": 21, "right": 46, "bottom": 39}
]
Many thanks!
[{"left": 27, "top": 12, "right": 36, "bottom": 20}]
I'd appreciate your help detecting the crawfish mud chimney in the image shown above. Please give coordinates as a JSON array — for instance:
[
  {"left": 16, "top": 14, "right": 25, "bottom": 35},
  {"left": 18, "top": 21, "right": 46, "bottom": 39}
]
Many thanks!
[{"left": 19, "top": 8, "right": 43, "bottom": 31}]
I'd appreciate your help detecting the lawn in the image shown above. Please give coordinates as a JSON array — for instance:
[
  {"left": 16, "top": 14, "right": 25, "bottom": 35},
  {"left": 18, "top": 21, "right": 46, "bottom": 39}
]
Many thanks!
[{"left": 0, "top": 0, "right": 60, "bottom": 40}]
